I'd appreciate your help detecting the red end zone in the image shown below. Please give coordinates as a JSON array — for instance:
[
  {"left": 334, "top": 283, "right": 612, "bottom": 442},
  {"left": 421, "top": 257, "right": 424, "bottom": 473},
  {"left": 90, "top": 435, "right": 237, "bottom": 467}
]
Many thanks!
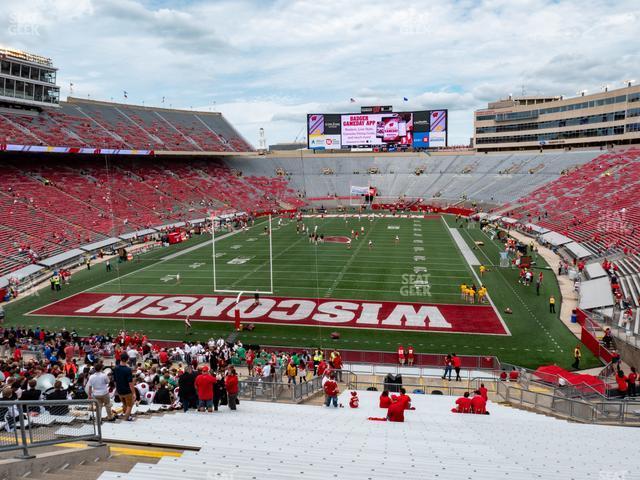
[{"left": 30, "top": 293, "right": 509, "bottom": 335}]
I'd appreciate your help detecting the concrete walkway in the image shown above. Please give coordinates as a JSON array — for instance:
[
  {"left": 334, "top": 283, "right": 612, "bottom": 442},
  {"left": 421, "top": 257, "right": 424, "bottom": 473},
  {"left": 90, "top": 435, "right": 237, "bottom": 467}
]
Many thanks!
[{"left": 507, "top": 231, "right": 628, "bottom": 373}]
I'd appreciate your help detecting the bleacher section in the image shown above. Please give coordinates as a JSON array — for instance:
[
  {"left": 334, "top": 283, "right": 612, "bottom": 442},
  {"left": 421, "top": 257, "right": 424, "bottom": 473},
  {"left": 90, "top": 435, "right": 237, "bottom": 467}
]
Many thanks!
[
  {"left": 225, "top": 150, "right": 600, "bottom": 203},
  {"left": 97, "top": 391, "right": 640, "bottom": 480},
  {"left": 504, "top": 148, "right": 640, "bottom": 254},
  {"left": 0, "top": 157, "right": 303, "bottom": 276},
  {"left": 0, "top": 97, "right": 252, "bottom": 152},
  {"left": 614, "top": 254, "right": 640, "bottom": 309}
]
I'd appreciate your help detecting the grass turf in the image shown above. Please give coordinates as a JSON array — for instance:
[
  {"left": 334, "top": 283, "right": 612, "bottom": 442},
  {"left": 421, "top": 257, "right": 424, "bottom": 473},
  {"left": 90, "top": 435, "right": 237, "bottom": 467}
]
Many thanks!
[{"left": 4, "top": 214, "right": 600, "bottom": 370}]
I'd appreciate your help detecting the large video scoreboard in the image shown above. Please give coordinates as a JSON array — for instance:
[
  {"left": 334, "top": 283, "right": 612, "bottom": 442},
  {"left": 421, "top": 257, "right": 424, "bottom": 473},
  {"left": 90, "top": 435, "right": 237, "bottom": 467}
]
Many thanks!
[{"left": 307, "top": 109, "right": 447, "bottom": 150}]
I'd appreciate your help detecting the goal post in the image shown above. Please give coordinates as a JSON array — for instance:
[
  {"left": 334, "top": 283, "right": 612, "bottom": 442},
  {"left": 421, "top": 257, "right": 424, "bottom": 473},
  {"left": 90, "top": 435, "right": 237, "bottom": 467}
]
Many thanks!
[{"left": 211, "top": 212, "right": 274, "bottom": 295}]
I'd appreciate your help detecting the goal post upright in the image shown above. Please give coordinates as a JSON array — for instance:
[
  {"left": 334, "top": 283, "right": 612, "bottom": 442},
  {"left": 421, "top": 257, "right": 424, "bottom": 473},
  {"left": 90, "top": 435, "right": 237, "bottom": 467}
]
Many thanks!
[
  {"left": 268, "top": 213, "right": 274, "bottom": 294},
  {"left": 211, "top": 211, "right": 218, "bottom": 292}
]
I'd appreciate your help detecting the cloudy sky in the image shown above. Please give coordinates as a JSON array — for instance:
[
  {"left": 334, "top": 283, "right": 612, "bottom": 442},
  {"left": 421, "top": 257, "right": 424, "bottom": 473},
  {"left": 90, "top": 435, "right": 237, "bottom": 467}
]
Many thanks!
[{"left": 1, "top": 0, "right": 638, "bottom": 147}]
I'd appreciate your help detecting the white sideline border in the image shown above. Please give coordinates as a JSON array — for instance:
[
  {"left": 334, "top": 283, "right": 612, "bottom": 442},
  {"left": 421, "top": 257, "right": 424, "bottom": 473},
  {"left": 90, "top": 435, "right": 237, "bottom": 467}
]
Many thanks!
[
  {"left": 441, "top": 217, "right": 512, "bottom": 336},
  {"left": 448, "top": 228, "right": 481, "bottom": 266}
]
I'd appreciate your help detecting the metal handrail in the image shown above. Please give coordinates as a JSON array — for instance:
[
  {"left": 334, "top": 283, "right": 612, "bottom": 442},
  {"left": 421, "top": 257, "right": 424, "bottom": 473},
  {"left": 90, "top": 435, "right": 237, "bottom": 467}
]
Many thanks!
[
  {"left": 496, "top": 382, "right": 640, "bottom": 425},
  {"left": 238, "top": 376, "right": 324, "bottom": 402},
  {"left": 0, "top": 398, "right": 102, "bottom": 458}
]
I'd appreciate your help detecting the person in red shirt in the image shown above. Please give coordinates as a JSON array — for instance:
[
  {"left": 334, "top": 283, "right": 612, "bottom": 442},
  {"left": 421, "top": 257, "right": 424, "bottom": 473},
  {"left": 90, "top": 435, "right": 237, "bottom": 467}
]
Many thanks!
[
  {"left": 509, "top": 368, "right": 519, "bottom": 382},
  {"left": 246, "top": 349, "right": 255, "bottom": 376},
  {"left": 628, "top": 367, "right": 638, "bottom": 397},
  {"left": 407, "top": 345, "right": 415, "bottom": 366},
  {"left": 64, "top": 343, "right": 74, "bottom": 361},
  {"left": 395, "top": 387, "right": 412, "bottom": 410},
  {"left": 471, "top": 391, "right": 489, "bottom": 415},
  {"left": 317, "top": 359, "right": 328, "bottom": 377},
  {"left": 323, "top": 374, "right": 339, "bottom": 408},
  {"left": 194, "top": 367, "right": 216, "bottom": 412},
  {"left": 479, "top": 383, "right": 488, "bottom": 401},
  {"left": 159, "top": 349, "right": 169, "bottom": 366},
  {"left": 225, "top": 368, "right": 239, "bottom": 410},
  {"left": 13, "top": 347, "right": 22, "bottom": 362},
  {"left": 332, "top": 352, "right": 343, "bottom": 382},
  {"left": 452, "top": 392, "right": 472, "bottom": 413},
  {"left": 451, "top": 353, "right": 462, "bottom": 381},
  {"left": 397, "top": 345, "right": 405, "bottom": 365},
  {"left": 616, "top": 369, "right": 628, "bottom": 398},
  {"left": 379, "top": 390, "right": 392, "bottom": 408},
  {"left": 387, "top": 399, "right": 405, "bottom": 422}
]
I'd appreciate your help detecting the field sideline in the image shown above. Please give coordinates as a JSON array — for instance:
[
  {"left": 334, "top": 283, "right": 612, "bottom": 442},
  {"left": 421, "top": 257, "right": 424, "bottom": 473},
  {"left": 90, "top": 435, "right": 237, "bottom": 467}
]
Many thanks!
[{"left": 6, "top": 214, "right": 599, "bottom": 369}]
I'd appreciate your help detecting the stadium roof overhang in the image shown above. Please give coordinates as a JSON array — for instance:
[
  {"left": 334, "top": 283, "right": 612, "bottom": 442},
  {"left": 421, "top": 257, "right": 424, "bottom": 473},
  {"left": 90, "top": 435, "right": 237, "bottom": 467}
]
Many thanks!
[
  {"left": 563, "top": 242, "right": 594, "bottom": 260},
  {"left": 119, "top": 228, "right": 158, "bottom": 240},
  {"left": 80, "top": 237, "right": 123, "bottom": 252},
  {"left": 584, "top": 262, "right": 608, "bottom": 279},
  {"left": 154, "top": 150, "right": 255, "bottom": 157},
  {"left": 540, "top": 231, "right": 573, "bottom": 247},
  {"left": 154, "top": 221, "right": 186, "bottom": 230},
  {"left": 579, "top": 277, "right": 614, "bottom": 310},
  {"left": 38, "top": 249, "right": 85, "bottom": 267},
  {"left": 1, "top": 264, "right": 45, "bottom": 284},
  {"left": 525, "top": 223, "right": 550, "bottom": 234}
]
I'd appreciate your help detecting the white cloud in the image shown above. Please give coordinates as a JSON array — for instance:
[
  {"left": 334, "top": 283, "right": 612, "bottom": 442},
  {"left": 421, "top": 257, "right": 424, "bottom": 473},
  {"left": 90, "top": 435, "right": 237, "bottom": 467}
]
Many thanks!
[{"left": 0, "top": 0, "right": 638, "bottom": 146}]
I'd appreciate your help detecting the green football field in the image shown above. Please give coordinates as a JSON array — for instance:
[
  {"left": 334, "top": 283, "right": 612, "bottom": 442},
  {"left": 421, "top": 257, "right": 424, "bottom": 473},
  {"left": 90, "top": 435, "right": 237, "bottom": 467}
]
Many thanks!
[{"left": 6, "top": 214, "right": 599, "bottom": 370}]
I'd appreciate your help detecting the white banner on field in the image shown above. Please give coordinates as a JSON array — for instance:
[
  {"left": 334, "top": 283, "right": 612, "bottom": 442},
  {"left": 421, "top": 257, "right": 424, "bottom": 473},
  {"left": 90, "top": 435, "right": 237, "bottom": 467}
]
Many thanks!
[{"left": 350, "top": 185, "right": 369, "bottom": 195}]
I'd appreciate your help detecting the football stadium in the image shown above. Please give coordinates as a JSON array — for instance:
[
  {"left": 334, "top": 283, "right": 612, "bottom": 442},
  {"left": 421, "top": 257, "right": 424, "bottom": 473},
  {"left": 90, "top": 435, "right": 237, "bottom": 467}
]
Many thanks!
[{"left": 1, "top": 1, "right": 640, "bottom": 479}]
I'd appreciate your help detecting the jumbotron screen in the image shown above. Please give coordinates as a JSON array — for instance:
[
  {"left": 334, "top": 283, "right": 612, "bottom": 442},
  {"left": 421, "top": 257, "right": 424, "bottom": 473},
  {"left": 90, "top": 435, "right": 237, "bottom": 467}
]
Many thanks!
[{"left": 307, "top": 110, "right": 447, "bottom": 150}]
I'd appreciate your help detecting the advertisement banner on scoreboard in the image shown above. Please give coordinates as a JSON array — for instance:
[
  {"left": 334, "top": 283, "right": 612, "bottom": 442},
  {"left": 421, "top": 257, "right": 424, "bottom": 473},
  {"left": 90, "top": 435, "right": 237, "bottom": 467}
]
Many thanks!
[
  {"left": 412, "top": 132, "right": 430, "bottom": 148},
  {"left": 308, "top": 114, "right": 342, "bottom": 149},
  {"left": 428, "top": 131, "right": 447, "bottom": 147},
  {"left": 307, "top": 109, "right": 447, "bottom": 149},
  {"left": 430, "top": 110, "right": 447, "bottom": 132},
  {"left": 308, "top": 134, "right": 341, "bottom": 150},
  {"left": 340, "top": 112, "right": 413, "bottom": 146},
  {"left": 413, "top": 111, "right": 431, "bottom": 132}
]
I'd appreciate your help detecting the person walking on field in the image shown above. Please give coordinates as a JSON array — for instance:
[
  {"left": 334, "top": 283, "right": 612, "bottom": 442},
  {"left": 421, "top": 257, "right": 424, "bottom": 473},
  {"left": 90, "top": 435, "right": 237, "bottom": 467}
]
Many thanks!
[
  {"left": 549, "top": 296, "right": 556, "bottom": 314},
  {"left": 572, "top": 344, "right": 582, "bottom": 370}
]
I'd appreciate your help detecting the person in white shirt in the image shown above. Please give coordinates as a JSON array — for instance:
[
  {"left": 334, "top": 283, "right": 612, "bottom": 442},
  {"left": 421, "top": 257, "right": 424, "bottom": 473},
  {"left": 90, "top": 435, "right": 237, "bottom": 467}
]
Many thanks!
[
  {"left": 126, "top": 348, "right": 138, "bottom": 367},
  {"left": 86, "top": 364, "right": 116, "bottom": 422}
]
